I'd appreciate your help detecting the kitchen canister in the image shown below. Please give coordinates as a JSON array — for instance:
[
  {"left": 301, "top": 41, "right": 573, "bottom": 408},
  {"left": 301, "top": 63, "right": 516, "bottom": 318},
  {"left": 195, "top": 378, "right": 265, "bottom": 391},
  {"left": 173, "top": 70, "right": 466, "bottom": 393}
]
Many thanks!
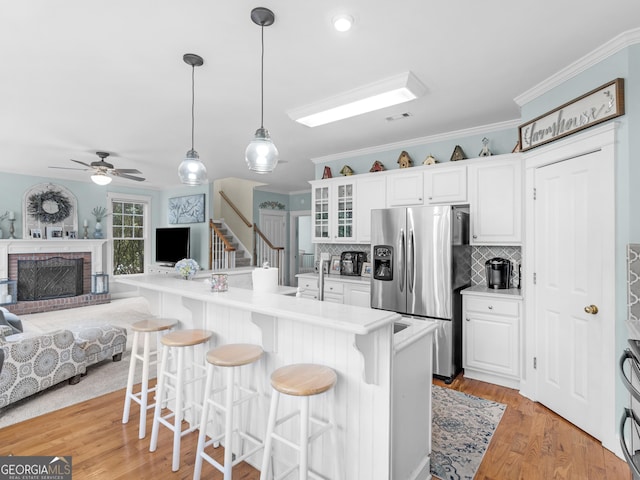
[{"left": 210, "top": 273, "right": 228, "bottom": 292}]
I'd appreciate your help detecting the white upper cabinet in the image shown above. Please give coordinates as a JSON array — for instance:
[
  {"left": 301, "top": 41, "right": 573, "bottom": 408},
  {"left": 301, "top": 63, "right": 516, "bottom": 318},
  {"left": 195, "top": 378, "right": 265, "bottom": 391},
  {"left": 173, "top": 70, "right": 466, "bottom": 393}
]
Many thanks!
[
  {"left": 469, "top": 156, "right": 522, "bottom": 244},
  {"left": 311, "top": 178, "right": 357, "bottom": 243},
  {"left": 424, "top": 165, "right": 467, "bottom": 204},
  {"left": 356, "top": 175, "right": 387, "bottom": 243},
  {"left": 386, "top": 170, "right": 424, "bottom": 206}
]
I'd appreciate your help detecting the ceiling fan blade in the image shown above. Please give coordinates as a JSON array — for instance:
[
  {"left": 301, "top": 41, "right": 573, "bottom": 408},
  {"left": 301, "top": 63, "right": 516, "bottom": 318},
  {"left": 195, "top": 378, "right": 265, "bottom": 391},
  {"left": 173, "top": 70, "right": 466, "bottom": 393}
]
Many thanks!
[
  {"left": 49, "top": 166, "right": 90, "bottom": 171},
  {"left": 113, "top": 171, "right": 145, "bottom": 182},
  {"left": 112, "top": 168, "right": 142, "bottom": 175},
  {"left": 70, "top": 159, "right": 93, "bottom": 168}
]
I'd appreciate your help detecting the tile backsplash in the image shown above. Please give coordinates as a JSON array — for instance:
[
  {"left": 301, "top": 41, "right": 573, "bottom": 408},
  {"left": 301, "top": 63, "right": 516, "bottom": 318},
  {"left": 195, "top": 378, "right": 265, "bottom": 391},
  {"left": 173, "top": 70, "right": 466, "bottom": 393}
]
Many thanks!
[
  {"left": 472, "top": 246, "right": 521, "bottom": 287},
  {"left": 314, "top": 243, "right": 522, "bottom": 288},
  {"left": 628, "top": 244, "right": 640, "bottom": 322}
]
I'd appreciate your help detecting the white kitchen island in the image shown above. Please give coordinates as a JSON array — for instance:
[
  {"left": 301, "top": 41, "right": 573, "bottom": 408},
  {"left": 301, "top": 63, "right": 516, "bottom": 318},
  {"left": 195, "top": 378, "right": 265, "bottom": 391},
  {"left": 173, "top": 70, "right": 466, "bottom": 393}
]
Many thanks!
[{"left": 116, "top": 274, "right": 436, "bottom": 480}]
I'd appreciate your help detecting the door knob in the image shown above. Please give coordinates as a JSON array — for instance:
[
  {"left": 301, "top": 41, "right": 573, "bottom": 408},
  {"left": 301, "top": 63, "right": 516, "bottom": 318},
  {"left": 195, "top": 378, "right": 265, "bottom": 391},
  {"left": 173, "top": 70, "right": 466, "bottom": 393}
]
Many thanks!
[{"left": 584, "top": 304, "right": 599, "bottom": 315}]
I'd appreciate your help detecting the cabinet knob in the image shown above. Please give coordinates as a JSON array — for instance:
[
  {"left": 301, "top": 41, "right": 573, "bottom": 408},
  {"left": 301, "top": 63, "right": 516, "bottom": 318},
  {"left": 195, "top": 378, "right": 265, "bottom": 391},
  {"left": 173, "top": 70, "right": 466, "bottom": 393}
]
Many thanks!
[
  {"left": 472, "top": 234, "right": 478, "bottom": 239},
  {"left": 466, "top": 318, "right": 470, "bottom": 321},
  {"left": 428, "top": 197, "right": 433, "bottom": 200},
  {"left": 488, "top": 305, "right": 493, "bottom": 310}
]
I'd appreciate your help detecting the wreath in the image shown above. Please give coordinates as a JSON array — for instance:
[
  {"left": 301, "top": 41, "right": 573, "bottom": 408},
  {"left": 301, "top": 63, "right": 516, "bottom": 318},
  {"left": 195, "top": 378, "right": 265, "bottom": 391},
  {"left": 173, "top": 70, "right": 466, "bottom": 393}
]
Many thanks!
[{"left": 28, "top": 189, "right": 72, "bottom": 224}]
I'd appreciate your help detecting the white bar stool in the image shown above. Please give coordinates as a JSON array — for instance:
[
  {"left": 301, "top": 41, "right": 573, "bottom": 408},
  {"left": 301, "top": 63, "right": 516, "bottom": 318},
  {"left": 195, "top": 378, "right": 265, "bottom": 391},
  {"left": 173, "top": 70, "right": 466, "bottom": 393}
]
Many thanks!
[
  {"left": 149, "top": 329, "right": 213, "bottom": 472},
  {"left": 122, "top": 317, "right": 178, "bottom": 439},
  {"left": 259, "top": 363, "right": 342, "bottom": 480},
  {"left": 193, "top": 343, "right": 265, "bottom": 480}
]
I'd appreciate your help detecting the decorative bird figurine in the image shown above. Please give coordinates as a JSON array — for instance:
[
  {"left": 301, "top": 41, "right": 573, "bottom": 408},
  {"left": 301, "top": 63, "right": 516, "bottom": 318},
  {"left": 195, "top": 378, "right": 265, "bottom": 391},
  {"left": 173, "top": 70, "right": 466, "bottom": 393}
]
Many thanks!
[
  {"left": 450, "top": 145, "right": 466, "bottom": 162},
  {"left": 479, "top": 137, "right": 492, "bottom": 157},
  {"left": 369, "top": 160, "right": 385, "bottom": 172},
  {"left": 322, "top": 166, "right": 332, "bottom": 179},
  {"left": 340, "top": 165, "right": 354, "bottom": 176},
  {"left": 397, "top": 151, "right": 413, "bottom": 168}
]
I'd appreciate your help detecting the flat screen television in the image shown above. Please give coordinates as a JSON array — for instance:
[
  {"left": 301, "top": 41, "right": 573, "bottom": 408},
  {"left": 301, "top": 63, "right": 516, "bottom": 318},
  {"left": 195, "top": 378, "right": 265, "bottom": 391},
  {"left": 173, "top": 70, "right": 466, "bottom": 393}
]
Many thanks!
[{"left": 155, "top": 227, "right": 190, "bottom": 266}]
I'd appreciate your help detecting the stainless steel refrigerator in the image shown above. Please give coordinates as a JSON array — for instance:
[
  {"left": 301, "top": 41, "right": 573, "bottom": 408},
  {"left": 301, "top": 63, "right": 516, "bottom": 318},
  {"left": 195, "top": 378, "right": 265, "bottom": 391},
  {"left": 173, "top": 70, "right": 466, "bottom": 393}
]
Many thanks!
[{"left": 370, "top": 205, "right": 470, "bottom": 382}]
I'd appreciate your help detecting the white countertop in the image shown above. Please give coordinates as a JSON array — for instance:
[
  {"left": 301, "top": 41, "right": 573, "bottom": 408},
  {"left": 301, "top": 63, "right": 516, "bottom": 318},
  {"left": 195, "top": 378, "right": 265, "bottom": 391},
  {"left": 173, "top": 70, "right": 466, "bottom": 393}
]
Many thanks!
[
  {"left": 462, "top": 284, "right": 524, "bottom": 299},
  {"left": 116, "top": 274, "right": 398, "bottom": 335},
  {"left": 296, "top": 272, "right": 371, "bottom": 286}
]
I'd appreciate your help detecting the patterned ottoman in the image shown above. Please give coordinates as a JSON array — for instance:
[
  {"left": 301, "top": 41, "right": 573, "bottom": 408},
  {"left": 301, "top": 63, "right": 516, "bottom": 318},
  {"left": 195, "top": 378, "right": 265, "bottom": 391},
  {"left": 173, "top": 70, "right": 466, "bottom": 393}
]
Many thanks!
[{"left": 71, "top": 324, "right": 127, "bottom": 367}]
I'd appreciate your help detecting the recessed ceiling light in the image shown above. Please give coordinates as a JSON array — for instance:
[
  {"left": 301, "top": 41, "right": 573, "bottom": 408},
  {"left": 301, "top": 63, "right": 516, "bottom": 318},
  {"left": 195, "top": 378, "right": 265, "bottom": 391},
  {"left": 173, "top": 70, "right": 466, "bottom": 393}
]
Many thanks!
[{"left": 332, "top": 14, "right": 353, "bottom": 32}]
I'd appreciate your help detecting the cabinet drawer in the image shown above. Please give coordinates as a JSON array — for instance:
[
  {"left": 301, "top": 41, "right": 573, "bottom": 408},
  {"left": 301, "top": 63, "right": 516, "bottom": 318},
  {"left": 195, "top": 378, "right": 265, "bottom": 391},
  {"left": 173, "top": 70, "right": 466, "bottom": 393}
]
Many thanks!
[
  {"left": 465, "top": 296, "right": 519, "bottom": 316},
  {"left": 324, "top": 281, "right": 344, "bottom": 295},
  {"left": 299, "top": 279, "right": 318, "bottom": 291}
]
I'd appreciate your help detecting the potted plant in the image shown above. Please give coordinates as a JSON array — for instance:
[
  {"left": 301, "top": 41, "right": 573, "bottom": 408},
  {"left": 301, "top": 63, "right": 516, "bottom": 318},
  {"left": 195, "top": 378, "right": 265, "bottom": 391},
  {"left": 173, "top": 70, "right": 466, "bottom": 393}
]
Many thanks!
[{"left": 91, "top": 206, "right": 109, "bottom": 239}]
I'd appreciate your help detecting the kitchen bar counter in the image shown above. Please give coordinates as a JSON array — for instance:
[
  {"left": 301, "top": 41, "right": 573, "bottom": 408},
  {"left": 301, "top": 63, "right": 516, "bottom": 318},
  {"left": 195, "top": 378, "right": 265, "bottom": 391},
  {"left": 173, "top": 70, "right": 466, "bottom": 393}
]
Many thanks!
[{"left": 115, "top": 274, "right": 431, "bottom": 480}]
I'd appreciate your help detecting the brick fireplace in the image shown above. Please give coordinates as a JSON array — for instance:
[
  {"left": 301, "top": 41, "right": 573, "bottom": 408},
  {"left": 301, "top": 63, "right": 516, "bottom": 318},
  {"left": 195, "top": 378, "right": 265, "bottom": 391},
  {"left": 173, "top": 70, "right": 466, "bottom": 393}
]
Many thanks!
[{"left": 0, "top": 239, "right": 110, "bottom": 315}]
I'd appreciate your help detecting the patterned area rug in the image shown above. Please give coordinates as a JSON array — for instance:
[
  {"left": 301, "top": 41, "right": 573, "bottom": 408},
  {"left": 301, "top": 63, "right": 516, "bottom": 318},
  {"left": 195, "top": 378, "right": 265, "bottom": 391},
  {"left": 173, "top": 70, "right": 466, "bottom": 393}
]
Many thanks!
[{"left": 431, "top": 385, "right": 506, "bottom": 480}]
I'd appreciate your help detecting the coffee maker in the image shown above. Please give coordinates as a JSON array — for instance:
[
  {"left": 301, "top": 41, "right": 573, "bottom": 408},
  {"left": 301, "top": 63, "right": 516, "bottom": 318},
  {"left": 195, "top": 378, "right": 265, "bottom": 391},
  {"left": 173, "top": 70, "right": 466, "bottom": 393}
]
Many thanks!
[
  {"left": 485, "top": 257, "right": 512, "bottom": 289},
  {"left": 340, "top": 251, "right": 366, "bottom": 276}
]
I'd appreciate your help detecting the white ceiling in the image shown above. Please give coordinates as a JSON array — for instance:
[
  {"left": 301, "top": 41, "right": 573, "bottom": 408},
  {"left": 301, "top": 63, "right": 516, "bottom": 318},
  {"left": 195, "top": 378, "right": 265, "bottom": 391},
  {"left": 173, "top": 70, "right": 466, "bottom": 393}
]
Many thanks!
[{"left": 1, "top": 2, "right": 639, "bottom": 193}]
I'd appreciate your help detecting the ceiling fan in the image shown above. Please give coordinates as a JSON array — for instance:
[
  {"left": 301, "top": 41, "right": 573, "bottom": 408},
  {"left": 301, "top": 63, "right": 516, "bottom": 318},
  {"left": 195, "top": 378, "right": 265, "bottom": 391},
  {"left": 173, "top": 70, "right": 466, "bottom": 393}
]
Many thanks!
[{"left": 50, "top": 151, "right": 145, "bottom": 185}]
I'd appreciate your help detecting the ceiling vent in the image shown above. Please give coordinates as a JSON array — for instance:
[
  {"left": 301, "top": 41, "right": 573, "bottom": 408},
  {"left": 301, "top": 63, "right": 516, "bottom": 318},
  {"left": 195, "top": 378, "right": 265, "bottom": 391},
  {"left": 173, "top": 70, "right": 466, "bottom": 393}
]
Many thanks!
[{"left": 386, "top": 112, "right": 412, "bottom": 122}]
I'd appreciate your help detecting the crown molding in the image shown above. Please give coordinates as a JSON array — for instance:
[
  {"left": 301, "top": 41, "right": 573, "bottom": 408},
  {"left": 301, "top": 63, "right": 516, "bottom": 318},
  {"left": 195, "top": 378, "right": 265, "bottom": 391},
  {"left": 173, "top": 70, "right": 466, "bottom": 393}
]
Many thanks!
[
  {"left": 311, "top": 118, "right": 521, "bottom": 164},
  {"left": 515, "top": 27, "right": 640, "bottom": 106}
]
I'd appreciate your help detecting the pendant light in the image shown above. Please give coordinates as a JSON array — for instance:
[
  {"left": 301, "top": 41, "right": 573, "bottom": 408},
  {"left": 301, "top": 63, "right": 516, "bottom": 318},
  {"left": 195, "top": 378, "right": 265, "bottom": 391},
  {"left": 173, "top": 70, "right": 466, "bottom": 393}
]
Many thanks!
[
  {"left": 245, "top": 7, "right": 279, "bottom": 174},
  {"left": 178, "top": 53, "right": 208, "bottom": 185}
]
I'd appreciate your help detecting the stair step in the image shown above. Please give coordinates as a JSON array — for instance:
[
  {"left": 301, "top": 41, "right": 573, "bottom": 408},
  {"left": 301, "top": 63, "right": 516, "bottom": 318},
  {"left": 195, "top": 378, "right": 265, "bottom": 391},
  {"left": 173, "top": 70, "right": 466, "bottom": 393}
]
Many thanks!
[{"left": 235, "top": 258, "right": 251, "bottom": 267}]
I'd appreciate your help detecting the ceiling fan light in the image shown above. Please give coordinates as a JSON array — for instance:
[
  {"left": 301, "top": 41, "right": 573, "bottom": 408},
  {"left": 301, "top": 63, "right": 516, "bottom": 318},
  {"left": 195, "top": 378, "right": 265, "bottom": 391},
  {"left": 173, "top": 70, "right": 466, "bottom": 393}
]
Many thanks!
[
  {"left": 245, "top": 127, "right": 279, "bottom": 174},
  {"left": 178, "top": 149, "right": 207, "bottom": 185},
  {"left": 91, "top": 172, "right": 112, "bottom": 185}
]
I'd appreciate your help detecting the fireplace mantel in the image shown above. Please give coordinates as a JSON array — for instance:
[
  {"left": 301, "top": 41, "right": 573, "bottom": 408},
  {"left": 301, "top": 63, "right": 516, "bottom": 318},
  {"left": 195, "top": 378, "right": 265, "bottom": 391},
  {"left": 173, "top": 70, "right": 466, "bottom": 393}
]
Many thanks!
[{"left": 0, "top": 239, "right": 107, "bottom": 278}]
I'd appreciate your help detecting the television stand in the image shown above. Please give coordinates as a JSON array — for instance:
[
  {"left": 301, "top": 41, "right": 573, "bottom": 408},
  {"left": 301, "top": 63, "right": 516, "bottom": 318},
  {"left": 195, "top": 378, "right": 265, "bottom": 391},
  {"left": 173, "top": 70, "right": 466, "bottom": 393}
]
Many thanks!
[{"left": 147, "top": 264, "right": 178, "bottom": 275}]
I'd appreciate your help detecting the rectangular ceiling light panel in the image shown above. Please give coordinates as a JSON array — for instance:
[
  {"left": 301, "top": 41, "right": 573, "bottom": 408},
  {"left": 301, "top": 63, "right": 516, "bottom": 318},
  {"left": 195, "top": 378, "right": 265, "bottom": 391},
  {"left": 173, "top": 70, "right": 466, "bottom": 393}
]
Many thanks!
[{"left": 288, "top": 71, "right": 426, "bottom": 128}]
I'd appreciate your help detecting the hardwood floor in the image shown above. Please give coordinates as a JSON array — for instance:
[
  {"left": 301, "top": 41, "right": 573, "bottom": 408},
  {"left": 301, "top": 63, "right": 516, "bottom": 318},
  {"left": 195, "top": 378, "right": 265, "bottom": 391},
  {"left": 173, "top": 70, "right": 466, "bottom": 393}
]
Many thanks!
[
  {"left": 0, "top": 375, "right": 631, "bottom": 479},
  {"left": 433, "top": 376, "right": 631, "bottom": 480}
]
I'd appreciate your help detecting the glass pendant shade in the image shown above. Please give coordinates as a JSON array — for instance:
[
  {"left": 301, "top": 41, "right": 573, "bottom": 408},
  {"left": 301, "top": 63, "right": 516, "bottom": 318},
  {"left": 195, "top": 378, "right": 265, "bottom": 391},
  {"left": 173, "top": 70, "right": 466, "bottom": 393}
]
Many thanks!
[
  {"left": 91, "top": 172, "right": 112, "bottom": 185},
  {"left": 245, "top": 127, "right": 279, "bottom": 174},
  {"left": 178, "top": 149, "right": 207, "bottom": 185}
]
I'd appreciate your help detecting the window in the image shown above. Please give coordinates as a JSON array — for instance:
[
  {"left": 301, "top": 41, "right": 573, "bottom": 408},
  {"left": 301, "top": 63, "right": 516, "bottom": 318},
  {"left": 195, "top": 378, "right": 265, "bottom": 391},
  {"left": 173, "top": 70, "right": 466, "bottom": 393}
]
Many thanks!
[{"left": 107, "top": 193, "right": 151, "bottom": 275}]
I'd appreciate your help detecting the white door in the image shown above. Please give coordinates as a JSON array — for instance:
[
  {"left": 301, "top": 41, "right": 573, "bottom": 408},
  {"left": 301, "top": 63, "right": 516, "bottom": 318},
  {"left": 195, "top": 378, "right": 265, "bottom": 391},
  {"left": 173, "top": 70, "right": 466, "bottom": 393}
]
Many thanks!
[
  {"left": 259, "top": 209, "right": 286, "bottom": 276},
  {"left": 534, "top": 149, "right": 610, "bottom": 440}
]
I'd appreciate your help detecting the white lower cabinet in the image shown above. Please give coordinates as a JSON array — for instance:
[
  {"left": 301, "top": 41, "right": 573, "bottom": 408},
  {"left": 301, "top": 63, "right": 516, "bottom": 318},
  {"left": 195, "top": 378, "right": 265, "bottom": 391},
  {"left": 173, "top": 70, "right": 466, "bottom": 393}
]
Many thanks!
[
  {"left": 345, "top": 282, "right": 371, "bottom": 307},
  {"left": 462, "top": 291, "right": 521, "bottom": 389},
  {"left": 296, "top": 274, "right": 371, "bottom": 306}
]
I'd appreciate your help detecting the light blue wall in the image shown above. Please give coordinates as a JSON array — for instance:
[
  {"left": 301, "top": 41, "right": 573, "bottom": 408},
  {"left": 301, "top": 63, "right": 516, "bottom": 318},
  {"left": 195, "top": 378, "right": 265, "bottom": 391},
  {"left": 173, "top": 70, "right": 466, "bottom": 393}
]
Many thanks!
[
  {"left": 314, "top": 128, "right": 518, "bottom": 179},
  {"left": 0, "top": 172, "right": 163, "bottom": 240},
  {"left": 519, "top": 45, "right": 638, "bottom": 438},
  {"left": 289, "top": 191, "right": 312, "bottom": 212},
  {"left": 157, "top": 184, "right": 211, "bottom": 268}
]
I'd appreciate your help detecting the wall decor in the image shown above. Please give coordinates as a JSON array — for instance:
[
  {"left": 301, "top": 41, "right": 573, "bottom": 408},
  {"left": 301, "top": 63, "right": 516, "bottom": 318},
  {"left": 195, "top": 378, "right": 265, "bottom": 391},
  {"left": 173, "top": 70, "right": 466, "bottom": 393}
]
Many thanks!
[
  {"left": 340, "top": 165, "right": 354, "bottom": 176},
  {"left": 322, "top": 166, "right": 332, "bottom": 179},
  {"left": 518, "top": 78, "right": 624, "bottom": 152},
  {"left": 23, "top": 183, "right": 77, "bottom": 238},
  {"left": 450, "top": 145, "right": 466, "bottom": 161},
  {"left": 370, "top": 160, "right": 385, "bottom": 172},
  {"left": 259, "top": 200, "right": 285, "bottom": 210},
  {"left": 330, "top": 255, "right": 341, "bottom": 274},
  {"left": 478, "top": 137, "right": 492, "bottom": 157},
  {"left": 397, "top": 151, "right": 413, "bottom": 168},
  {"left": 168, "top": 193, "right": 205, "bottom": 224},
  {"left": 423, "top": 154, "right": 437, "bottom": 165},
  {"left": 30, "top": 228, "right": 42, "bottom": 239}
]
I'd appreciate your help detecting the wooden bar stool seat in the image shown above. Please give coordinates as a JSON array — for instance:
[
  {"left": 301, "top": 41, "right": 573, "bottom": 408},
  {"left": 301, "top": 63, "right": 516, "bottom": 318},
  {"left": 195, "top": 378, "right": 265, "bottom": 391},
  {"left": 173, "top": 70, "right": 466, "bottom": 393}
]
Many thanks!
[
  {"left": 194, "top": 344, "right": 265, "bottom": 480},
  {"left": 149, "top": 329, "right": 213, "bottom": 472},
  {"left": 260, "top": 363, "right": 342, "bottom": 480},
  {"left": 122, "top": 317, "right": 178, "bottom": 439}
]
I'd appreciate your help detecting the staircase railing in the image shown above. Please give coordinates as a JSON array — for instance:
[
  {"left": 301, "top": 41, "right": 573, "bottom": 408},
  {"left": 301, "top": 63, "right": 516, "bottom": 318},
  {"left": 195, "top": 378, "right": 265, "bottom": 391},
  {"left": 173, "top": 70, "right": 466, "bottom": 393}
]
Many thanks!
[
  {"left": 254, "top": 224, "right": 285, "bottom": 284},
  {"left": 208, "top": 219, "right": 236, "bottom": 270},
  {"left": 218, "top": 190, "right": 285, "bottom": 284}
]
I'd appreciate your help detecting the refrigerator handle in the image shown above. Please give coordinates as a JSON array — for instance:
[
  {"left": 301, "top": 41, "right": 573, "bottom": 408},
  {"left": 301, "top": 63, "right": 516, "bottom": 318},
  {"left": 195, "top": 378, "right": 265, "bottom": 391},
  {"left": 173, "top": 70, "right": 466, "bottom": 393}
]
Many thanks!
[
  {"left": 399, "top": 229, "right": 405, "bottom": 293},
  {"left": 408, "top": 228, "right": 415, "bottom": 293}
]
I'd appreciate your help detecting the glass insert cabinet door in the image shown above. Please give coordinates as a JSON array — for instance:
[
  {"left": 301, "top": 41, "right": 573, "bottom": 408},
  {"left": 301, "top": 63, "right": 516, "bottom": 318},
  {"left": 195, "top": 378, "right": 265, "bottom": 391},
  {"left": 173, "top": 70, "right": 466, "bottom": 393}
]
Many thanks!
[
  {"left": 336, "top": 183, "right": 353, "bottom": 239},
  {"left": 313, "top": 185, "right": 330, "bottom": 239}
]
